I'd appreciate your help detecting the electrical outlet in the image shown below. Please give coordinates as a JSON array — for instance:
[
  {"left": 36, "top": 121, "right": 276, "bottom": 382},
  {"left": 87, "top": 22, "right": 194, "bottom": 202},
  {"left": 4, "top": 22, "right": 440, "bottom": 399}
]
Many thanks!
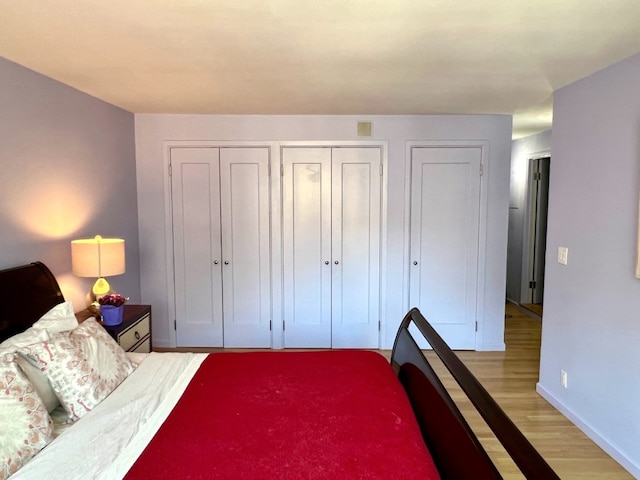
[
  {"left": 561, "top": 370, "right": 568, "bottom": 388},
  {"left": 558, "top": 247, "right": 569, "bottom": 265}
]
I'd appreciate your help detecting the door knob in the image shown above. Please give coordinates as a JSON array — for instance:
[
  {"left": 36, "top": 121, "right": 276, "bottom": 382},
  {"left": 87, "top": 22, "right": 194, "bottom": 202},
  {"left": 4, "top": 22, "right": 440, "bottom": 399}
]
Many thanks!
[
  {"left": 324, "top": 261, "right": 330, "bottom": 265},
  {"left": 334, "top": 260, "right": 340, "bottom": 265},
  {"left": 213, "top": 260, "right": 219, "bottom": 265},
  {"left": 224, "top": 261, "right": 229, "bottom": 265},
  {"left": 413, "top": 261, "right": 418, "bottom": 265}
]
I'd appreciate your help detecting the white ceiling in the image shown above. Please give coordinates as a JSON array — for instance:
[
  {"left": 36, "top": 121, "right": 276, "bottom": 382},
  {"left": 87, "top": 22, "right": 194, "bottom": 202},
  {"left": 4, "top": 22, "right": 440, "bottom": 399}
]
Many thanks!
[{"left": 2, "top": 0, "right": 640, "bottom": 139}]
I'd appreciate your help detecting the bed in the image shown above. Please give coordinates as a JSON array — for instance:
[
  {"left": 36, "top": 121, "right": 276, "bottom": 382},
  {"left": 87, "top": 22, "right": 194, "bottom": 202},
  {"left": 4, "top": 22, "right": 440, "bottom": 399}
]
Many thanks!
[{"left": 0, "top": 261, "right": 559, "bottom": 479}]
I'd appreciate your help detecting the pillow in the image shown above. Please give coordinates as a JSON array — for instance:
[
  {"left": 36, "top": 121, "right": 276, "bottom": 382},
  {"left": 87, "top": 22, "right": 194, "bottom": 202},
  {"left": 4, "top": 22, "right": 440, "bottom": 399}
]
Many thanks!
[
  {"left": 16, "top": 357, "right": 59, "bottom": 413},
  {"left": 0, "top": 302, "right": 78, "bottom": 351},
  {"left": 31, "top": 301, "right": 79, "bottom": 334},
  {"left": 0, "top": 302, "right": 78, "bottom": 415},
  {"left": 0, "top": 329, "right": 49, "bottom": 351},
  {"left": 0, "top": 329, "right": 59, "bottom": 413},
  {"left": 0, "top": 350, "right": 54, "bottom": 480},
  {"left": 70, "top": 318, "right": 136, "bottom": 392},
  {"left": 18, "top": 335, "right": 101, "bottom": 421},
  {"left": 18, "top": 320, "right": 136, "bottom": 422}
]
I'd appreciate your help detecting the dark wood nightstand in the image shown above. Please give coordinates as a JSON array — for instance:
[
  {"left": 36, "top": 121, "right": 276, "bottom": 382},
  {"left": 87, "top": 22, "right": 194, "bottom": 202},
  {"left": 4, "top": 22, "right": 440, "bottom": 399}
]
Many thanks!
[{"left": 103, "top": 304, "right": 152, "bottom": 353}]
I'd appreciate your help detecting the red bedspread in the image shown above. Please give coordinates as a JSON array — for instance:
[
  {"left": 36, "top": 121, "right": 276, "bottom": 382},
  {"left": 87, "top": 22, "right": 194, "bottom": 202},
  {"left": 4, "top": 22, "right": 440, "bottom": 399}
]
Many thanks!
[{"left": 125, "top": 350, "right": 440, "bottom": 479}]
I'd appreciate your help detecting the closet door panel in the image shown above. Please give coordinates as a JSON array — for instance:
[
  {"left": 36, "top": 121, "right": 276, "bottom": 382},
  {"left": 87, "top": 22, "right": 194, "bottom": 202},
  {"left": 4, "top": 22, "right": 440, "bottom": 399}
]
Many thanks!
[
  {"left": 171, "top": 148, "right": 223, "bottom": 347},
  {"left": 219, "top": 148, "right": 271, "bottom": 347},
  {"left": 409, "top": 147, "right": 480, "bottom": 349},
  {"left": 282, "top": 148, "right": 332, "bottom": 347},
  {"left": 331, "top": 148, "right": 381, "bottom": 348}
]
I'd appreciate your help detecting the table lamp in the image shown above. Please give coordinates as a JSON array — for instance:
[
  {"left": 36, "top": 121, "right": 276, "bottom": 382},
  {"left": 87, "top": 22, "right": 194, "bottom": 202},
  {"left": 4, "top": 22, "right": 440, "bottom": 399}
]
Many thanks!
[{"left": 71, "top": 235, "right": 125, "bottom": 309}]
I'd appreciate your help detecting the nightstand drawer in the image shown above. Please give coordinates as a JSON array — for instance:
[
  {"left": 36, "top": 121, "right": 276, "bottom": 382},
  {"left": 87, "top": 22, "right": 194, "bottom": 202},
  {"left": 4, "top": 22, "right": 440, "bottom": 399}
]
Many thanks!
[
  {"left": 117, "top": 313, "right": 150, "bottom": 351},
  {"left": 103, "top": 304, "right": 152, "bottom": 352},
  {"left": 129, "top": 336, "right": 151, "bottom": 354}
]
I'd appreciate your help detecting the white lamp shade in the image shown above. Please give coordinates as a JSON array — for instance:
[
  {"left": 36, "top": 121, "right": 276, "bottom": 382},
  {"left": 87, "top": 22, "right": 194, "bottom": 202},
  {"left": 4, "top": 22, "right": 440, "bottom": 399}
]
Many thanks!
[{"left": 71, "top": 236, "right": 125, "bottom": 278}]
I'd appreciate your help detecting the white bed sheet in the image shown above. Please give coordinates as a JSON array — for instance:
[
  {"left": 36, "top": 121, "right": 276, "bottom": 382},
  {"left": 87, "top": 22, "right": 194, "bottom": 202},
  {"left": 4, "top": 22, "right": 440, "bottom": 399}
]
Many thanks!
[{"left": 12, "top": 352, "right": 207, "bottom": 480}]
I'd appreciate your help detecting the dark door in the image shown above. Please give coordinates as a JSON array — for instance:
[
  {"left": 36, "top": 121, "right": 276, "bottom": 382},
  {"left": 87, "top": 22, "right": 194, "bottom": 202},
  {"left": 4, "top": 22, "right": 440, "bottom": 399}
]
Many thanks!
[{"left": 528, "top": 157, "right": 550, "bottom": 306}]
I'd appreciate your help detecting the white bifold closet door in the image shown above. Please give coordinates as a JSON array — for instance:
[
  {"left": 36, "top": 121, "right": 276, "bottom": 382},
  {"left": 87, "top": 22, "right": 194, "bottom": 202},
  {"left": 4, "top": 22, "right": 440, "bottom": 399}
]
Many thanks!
[
  {"left": 408, "top": 146, "right": 481, "bottom": 349},
  {"left": 282, "top": 146, "right": 381, "bottom": 348},
  {"left": 171, "top": 147, "right": 271, "bottom": 348}
]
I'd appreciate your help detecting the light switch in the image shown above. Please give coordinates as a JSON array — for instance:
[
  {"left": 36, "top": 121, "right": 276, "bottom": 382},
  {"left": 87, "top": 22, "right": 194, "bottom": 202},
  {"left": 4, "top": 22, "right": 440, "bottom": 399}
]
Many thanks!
[{"left": 558, "top": 247, "right": 568, "bottom": 265}]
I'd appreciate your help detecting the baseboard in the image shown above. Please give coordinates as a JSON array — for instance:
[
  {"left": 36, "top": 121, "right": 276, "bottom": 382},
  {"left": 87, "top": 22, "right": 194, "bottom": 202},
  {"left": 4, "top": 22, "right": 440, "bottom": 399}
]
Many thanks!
[
  {"left": 536, "top": 382, "right": 640, "bottom": 478},
  {"left": 476, "top": 341, "right": 505, "bottom": 351}
]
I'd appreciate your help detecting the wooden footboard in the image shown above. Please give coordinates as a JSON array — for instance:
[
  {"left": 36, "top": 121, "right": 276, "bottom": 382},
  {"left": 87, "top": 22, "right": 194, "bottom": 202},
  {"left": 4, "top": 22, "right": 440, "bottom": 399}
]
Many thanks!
[{"left": 391, "top": 307, "right": 560, "bottom": 480}]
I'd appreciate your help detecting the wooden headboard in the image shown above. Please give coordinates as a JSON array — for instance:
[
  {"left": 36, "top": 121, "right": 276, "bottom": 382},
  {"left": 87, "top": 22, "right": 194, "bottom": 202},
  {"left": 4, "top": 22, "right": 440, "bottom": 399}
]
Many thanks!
[{"left": 0, "top": 261, "right": 65, "bottom": 343}]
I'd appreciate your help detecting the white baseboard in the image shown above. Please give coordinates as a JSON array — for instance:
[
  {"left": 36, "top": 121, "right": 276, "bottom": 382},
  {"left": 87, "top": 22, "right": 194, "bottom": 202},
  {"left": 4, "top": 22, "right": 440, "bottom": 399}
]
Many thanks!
[
  {"left": 476, "top": 341, "right": 505, "bottom": 351},
  {"left": 536, "top": 382, "right": 640, "bottom": 478}
]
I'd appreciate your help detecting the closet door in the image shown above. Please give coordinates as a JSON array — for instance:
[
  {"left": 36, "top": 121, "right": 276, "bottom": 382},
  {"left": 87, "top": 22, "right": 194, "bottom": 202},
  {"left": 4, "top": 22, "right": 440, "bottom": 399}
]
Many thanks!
[
  {"left": 282, "top": 147, "right": 332, "bottom": 347},
  {"left": 409, "top": 146, "right": 481, "bottom": 349},
  {"left": 219, "top": 148, "right": 272, "bottom": 347},
  {"left": 282, "top": 146, "right": 381, "bottom": 348},
  {"left": 171, "top": 147, "right": 223, "bottom": 347},
  {"left": 331, "top": 147, "right": 381, "bottom": 348}
]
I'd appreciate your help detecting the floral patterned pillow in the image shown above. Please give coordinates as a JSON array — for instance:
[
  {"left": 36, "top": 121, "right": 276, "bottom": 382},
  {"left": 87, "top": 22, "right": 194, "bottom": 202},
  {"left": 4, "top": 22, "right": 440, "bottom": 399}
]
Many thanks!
[
  {"left": 18, "top": 319, "right": 137, "bottom": 422},
  {"left": 0, "top": 301, "right": 79, "bottom": 416},
  {"left": 18, "top": 335, "right": 102, "bottom": 421},
  {"left": 70, "top": 318, "right": 136, "bottom": 392},
  {"left": 0, "top": 350, "right": 53, "bottom": 480}
]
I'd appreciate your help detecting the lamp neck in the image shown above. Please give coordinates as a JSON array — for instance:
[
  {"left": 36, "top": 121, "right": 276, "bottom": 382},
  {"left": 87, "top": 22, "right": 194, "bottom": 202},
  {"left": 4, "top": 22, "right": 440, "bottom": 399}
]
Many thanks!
[{"left": 92, "top": 277, "right": 111, "bottom": 297}]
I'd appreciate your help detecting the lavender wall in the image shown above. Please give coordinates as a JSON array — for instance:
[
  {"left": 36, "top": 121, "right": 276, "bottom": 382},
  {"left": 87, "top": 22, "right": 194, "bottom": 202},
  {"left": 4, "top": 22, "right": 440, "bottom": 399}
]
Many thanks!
[
  {"left": 0, "top": 58, "right": 141, "bottom": 309},
  {"left": 538, "top": 54, "right": 640, "bottom": 476}
]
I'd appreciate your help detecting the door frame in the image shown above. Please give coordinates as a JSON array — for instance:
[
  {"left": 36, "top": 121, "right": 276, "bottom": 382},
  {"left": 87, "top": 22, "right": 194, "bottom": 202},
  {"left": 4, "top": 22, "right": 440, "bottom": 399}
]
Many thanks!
[
  {"left": 163, "top": 141, "right": 279, "bottom": 348},
  {"left": 403, "top": 141, "right": 489, "bottom": 349}
]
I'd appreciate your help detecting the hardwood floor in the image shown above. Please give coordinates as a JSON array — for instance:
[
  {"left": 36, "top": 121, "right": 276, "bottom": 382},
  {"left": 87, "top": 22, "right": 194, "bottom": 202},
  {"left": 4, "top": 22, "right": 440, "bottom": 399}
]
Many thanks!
[
  {"left": 413, "top": 304, "right": 632, "bottom": 479},
  {"left": 519, "top": 302, "right": 543, "bottom": 318}
]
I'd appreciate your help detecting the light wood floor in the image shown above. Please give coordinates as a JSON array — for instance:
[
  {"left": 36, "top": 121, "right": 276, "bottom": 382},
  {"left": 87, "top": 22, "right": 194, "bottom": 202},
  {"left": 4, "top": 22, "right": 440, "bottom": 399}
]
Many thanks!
[
  {"left": 417, "top": 303, "right": 632, "bottom": 479},
  {"left": 158, "top": 305, "right": 633, "bottom": 479}
]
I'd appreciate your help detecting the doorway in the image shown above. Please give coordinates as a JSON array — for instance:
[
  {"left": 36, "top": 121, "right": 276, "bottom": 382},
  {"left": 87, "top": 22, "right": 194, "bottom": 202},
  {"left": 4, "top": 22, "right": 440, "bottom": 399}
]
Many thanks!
[{"left": 522, "top": 156, "right": 550, "bottom": 317}]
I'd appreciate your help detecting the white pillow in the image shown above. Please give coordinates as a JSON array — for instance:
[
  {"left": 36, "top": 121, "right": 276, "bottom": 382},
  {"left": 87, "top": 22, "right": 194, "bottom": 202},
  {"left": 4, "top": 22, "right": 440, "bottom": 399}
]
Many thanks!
[
  {"left": 0, "top": 326, "right": 49, "bottom": 351},
  {"left": 0, "top": 302, "right": 78, "bottom": 351},
  {"left": 0, "top": 350, "right": 54, "bottom": 480},
  {"left": 31, "top": 301, "right": 79, "bottom": 334}
]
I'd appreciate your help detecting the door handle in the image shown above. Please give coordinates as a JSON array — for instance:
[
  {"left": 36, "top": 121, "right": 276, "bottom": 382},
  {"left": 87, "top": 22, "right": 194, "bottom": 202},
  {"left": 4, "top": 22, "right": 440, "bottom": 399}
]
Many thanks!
[
  {"left": 324, "top": 261, "right": 330, "bottom": 265},
  {"left": 413, "top": 261, "right": 418, "bottom": 265},
  {"left": 334, "top": 260, "right": 340, "bottom": 265},
  {"left": 224, "top": 261, "right": 229, "bottom": 265},
  {"left": 213, "top": 260, "right": 219, "bottom": 265}
]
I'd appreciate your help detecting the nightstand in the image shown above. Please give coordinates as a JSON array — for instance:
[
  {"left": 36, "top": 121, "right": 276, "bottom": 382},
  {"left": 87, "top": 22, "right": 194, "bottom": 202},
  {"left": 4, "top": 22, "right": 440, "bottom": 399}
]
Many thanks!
[{"left": 103, "top": 304, "right": 152, "bottom": 353}]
